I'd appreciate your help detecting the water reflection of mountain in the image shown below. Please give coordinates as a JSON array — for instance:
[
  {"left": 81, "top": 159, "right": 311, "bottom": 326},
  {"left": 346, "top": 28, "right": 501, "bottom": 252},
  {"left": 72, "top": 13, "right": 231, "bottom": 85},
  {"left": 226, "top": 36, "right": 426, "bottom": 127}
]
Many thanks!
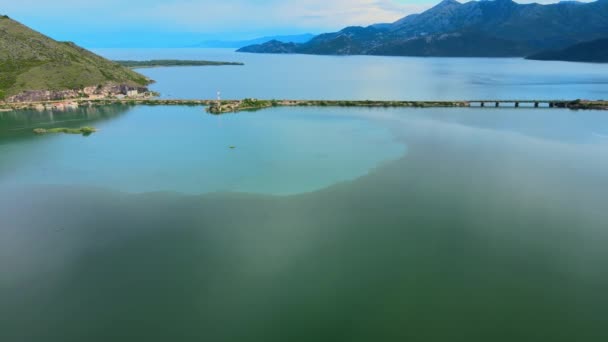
[{"left": 0, "top": 104, "right": 134, "bottom": 142}]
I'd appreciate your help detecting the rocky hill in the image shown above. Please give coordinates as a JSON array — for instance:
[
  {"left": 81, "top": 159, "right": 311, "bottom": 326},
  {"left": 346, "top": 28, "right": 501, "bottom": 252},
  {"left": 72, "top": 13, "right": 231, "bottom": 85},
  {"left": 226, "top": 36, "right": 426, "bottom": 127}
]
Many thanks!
[
  {"left": 238, "top": 0, "right": 608, "bottom": 57},
  {"left": 0, "top": 15, "right": 151, "bottom": 102}
]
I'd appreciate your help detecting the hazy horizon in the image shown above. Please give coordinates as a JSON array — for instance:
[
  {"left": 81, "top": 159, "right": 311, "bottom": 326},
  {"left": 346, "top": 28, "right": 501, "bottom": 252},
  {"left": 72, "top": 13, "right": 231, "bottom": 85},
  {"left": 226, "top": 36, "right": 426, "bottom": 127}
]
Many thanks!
[{"left": 2, "top": 0, "right": 596, "bottom": 48}]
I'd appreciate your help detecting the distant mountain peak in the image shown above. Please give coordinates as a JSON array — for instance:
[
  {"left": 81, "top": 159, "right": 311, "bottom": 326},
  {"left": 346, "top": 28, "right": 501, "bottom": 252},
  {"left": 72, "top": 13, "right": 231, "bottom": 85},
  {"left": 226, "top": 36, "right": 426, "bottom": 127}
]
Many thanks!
[
  {"left": 437, "top": 0, "right": 461, "bottom": 6},
  {"left": 432, "top": 0, "right": 462, "bottom": 10}
]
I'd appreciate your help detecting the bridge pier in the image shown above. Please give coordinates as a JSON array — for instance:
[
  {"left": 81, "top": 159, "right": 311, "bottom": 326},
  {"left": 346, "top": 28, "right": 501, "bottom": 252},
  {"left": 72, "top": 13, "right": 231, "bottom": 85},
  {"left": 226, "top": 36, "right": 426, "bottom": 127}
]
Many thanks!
[
  {"left": 515, "top": 102, "right": 519, "bottom": 108},
  {"left": 534, "top": 102, "right": 539, "bottom": 108},
  {"left": 480, "top": 102, "right": 485, "bottom": 107},
  {"left": 495, "top": 102, "right": 499, "bottom": 107},
  {"left": 549, "top": 102, "right": 554, "bottom": 108}
]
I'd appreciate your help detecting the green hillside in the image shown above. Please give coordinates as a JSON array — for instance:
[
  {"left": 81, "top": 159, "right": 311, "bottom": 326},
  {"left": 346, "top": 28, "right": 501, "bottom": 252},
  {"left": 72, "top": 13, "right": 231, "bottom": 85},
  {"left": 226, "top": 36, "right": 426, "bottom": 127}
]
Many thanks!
[{"left": 0, "top": 15, "right": 150, "bottom": 101}]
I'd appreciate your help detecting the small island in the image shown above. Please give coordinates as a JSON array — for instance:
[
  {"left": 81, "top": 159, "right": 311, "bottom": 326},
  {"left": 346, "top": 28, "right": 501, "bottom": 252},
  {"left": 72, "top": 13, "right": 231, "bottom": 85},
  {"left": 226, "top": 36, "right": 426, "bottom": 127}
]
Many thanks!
[
  {"left": 33, "top": 127, "right": 97, "bottom": 136},
  {"left": 208, "top": 98, "right": 275, "bottom": 114},
  {"left": 114, "top": 60, "right": 244, "bottom": 68}
]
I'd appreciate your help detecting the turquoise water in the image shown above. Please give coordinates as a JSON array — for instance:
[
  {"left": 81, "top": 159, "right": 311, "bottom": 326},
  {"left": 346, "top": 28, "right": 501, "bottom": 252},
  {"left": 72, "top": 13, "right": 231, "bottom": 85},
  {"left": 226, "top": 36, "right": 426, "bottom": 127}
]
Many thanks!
[
  {"left": 2, "top": 52, "right": 608, "bottom": 341},
  {"left": 96, "top": 48, "right": 608, "bottom": 100},
  {"left": 0, "top": 106, "right": 404, "bottom": 194}
]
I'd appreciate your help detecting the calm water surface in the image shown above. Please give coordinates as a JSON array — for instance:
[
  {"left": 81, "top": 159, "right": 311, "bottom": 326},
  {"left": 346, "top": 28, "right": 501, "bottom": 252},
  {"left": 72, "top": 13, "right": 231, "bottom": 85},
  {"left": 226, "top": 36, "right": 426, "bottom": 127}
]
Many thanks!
[
  {"left": 2, "top": 52, "right": 608, "bottom": 341},
  {"left": 0, "top": 106, "right": 403, "bottom": 195},
  {"left": 96, "top": 48, "right": 608, "bottom": 100}
]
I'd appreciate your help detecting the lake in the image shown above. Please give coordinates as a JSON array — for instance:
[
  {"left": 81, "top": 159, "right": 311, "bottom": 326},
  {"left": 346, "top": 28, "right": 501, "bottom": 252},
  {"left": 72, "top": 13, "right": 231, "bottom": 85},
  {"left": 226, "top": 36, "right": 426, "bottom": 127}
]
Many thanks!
[
  {"left": 97, "top": 48, "right": 608, "bottom": 101},
  {"left": 1, "top": 51, "right": 608, "bottom": 341}
]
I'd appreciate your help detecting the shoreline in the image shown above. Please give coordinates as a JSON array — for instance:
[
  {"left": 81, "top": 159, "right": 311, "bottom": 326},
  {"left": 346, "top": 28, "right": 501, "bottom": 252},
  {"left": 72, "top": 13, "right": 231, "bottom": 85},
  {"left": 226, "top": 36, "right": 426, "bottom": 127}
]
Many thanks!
[{"left": 1, "top": 98, "right": 607, "bottom": 113}]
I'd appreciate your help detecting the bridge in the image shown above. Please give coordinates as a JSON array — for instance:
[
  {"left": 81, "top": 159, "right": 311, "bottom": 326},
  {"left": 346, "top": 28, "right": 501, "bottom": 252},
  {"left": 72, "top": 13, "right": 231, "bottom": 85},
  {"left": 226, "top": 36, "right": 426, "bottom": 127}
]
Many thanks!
[
  {"left": 2, "top": 98, "right": 606, "bottom": 113},
  {"left": 469, "top": 100, "right": 561, "bottom": 108}
]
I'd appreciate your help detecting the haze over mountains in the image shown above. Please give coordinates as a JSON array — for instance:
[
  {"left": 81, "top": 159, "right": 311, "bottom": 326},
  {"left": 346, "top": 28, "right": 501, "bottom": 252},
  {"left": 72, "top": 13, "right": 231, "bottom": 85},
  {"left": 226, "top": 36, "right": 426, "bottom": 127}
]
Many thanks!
[
  {"left": 239, "top": 0, "right": 608, "bottom": 58},
  {"left": 192, "top": 34, "right": 315, "bottom": 48}
]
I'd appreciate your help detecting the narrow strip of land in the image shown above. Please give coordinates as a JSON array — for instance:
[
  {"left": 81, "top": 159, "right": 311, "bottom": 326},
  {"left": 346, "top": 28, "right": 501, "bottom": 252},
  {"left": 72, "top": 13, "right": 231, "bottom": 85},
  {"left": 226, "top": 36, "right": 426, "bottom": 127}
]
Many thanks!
[
  {"left": 114, "top": 60, "right": 244, "bottom": 68},
  {"left": 1, "top": 98, "right": 607, "bottom": 113}
]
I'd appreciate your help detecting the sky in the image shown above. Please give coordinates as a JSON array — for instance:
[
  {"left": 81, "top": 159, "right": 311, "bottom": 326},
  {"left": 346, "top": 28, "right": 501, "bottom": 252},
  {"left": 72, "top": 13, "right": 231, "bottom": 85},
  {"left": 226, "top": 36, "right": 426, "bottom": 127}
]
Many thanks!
[{"left": 0, "top": 0, "right": 594, "bottom": 47}]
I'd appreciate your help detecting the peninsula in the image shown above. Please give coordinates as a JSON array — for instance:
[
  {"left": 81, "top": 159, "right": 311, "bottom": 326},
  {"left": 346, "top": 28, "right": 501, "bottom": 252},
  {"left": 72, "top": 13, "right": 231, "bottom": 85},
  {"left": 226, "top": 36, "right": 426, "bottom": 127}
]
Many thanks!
[{"left": 115, "top": 60, "right": 244, "bottom": 68}]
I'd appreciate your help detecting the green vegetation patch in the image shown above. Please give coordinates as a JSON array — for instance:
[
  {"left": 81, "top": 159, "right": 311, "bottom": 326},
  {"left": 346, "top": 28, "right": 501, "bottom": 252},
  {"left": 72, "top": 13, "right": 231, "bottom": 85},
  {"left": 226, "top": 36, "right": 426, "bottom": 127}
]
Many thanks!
[
  {"left": 34, "top": 126, "right": 97, "bottom": 136},
  {"left": 241, "top": 98, "right": 272, "bottom": 108},
  {"left": 0, "top": 59, "right": 46, "bottom": 99}
]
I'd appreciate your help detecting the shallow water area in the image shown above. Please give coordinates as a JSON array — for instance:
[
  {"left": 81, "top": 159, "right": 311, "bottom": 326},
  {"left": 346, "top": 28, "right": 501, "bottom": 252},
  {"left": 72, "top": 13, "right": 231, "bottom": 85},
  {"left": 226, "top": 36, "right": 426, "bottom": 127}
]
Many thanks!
[{"left": 0, "top": 105, "right": 405, "bottom": 195}]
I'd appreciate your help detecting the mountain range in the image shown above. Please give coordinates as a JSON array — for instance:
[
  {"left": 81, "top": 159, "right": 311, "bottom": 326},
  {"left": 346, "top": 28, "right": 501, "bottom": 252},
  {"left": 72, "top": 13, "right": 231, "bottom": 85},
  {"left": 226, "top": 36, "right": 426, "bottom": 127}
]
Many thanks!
[
  {"left": 0, "top": 15, "right": 150, "bottom": 102},
  {"left": 238, "top": 0, "right": 608, "bottom": 58}
]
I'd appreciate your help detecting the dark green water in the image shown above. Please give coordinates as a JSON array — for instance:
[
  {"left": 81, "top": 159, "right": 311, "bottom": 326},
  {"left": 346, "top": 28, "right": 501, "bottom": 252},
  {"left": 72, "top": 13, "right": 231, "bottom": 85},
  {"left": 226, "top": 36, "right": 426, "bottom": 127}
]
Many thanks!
[{"left": 1, "top": 106, "right": 608, "bottom": 341}]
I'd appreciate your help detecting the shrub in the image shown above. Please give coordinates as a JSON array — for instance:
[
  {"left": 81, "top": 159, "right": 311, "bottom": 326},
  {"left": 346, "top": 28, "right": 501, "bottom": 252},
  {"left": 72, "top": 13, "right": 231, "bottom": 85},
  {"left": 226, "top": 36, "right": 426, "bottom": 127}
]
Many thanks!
[{"left": 80, "top": 126, "right": 96, "bottom": 136}]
